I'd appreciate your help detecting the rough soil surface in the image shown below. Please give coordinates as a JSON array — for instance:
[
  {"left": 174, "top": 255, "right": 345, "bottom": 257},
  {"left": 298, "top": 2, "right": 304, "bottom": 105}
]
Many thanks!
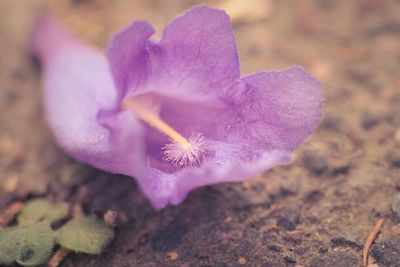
[{"left": 0, "top": 0, "right": 399, "bottom": 266}]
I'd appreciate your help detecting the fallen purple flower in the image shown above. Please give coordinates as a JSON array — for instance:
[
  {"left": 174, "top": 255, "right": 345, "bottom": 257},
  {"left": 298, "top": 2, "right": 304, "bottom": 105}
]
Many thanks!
[{"left": 32, "top": 6, "right": 323, "bottom": 209}]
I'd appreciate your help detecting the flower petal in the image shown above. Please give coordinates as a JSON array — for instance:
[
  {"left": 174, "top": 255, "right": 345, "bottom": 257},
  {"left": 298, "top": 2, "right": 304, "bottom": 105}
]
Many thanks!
[
  {"left": 228, "top": 66, "right": 323, "bottom": 150},
  {"left": 139, "top": 147, "right": 291, "bottom": 209},
  {"left": 107, "top": 5, "right": 240, "bottom": 101},
  {"left": 107, "top": 21, "right": 155, "bottom": 99},
  {"left": 151, "top": 5, "right": 240, "bottom": 99},
  {"left": 32, "top": 16, "right": 146, "bottom": 177}
]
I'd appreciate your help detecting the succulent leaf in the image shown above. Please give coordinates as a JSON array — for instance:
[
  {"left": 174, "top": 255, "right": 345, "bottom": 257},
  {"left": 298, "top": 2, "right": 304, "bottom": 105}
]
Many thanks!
[
  {"left": 55, "top": 216, "right": 114, "bottom": 254},
  {"left": 18, "top": 199, "right": 68, "bottom": 225},
  {"left": 0, "top": 223, "right": 54, "bottom": 266}
]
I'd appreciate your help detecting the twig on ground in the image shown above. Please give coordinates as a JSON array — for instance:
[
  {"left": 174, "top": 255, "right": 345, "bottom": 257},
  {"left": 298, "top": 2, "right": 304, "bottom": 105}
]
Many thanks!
[
  {"left": 48, "top": 247, "right": 72, "bottom": 267},
  {"left": 0, "top": 201, "right": 24, "bottom": 227},
  {"left": 363, "top": 218, "right": 385, "bottom": 266}
]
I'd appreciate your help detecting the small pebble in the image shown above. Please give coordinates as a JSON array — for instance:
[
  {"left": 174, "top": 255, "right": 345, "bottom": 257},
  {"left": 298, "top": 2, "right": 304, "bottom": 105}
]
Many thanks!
[
  {"left": 304, "top": 190, "right": 324, "bottom": 204},
  {"left": 267, "top": 244, "right": 282, "bottom": 252},
  {"left": 279, "top": 179, "right": 300, "bottom": 196},
  {"left": 238, "top": 256, "right": 247, "bottom": 265},
  {"left": 276, "top": 206, "right": 300, "bottom": 230},
  {"left": 283, "top": 230, "right": 304, "bottom": 243},
  {"left": 330, "top": 226, "right": 364, "bottom": 249},
  {"left": 167, "top": 251, "right": 178, "bottom": 261},
  {"left": 386, "top": 151, "right": 400, "bottom": 168},
  {"left": 104, "top": 210, "right": 118, "bottom": 227},
  {"left": 320, "top": 116, "right": 340, "bottom": 131},
  {"left": 284, "top": 256, "right": 297, "bottom": 264},
  {"left": 331, "top": 165, "right": 351, "bottom": 176},
  {"left": 302, "top": 151, "right": 329, "bottom": 175},
  {"left": 362, "top": 113, "right": 380, "bottom": 130}
]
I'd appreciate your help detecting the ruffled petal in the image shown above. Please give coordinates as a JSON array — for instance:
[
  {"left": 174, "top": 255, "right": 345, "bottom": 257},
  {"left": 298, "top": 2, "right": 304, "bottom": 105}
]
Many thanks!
[
  {"left": 227, "top": 66, "right": 323, "bottom": 150},
  {"left": 32, "top": 16, "right": 146, "bottom": 177},
  {"left": 107, "top": 21, "right": 155, "bottom": 99},
  {"left": 138, "top": 146, "right": 291, "bottom": 209},
  {"left": 151, "top": 5, "right": 240, "bottom": 99},
  {"left": 107, "top": 5, "right": 240, "bottom": 101}
]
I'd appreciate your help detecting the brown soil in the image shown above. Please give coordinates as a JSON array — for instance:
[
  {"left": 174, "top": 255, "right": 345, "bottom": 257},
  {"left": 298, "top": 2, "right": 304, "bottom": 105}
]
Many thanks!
[{"left": 0, "top": 0, "right": 399, "bottom": 266}]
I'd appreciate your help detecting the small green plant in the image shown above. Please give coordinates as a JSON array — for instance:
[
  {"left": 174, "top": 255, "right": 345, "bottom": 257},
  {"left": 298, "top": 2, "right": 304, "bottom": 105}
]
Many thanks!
[
  {"left": 0, "top": 223, "right": 54, "bottom": 266},
  {"left": 0, "top": 228, "right": 16, "bottom": 265},
  {"left": 0, "top": 198, "right": 115, "bottom": 266},
  {"left": 55, "top": 216, "right": 114, "bottom": 254},
  {"left": 18, "top": 199, "right": 68, "bottom": 225}
]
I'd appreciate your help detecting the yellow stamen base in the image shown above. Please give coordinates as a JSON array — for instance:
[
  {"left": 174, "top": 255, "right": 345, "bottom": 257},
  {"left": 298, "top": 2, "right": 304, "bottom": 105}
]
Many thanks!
[
  {"left": 123, "top": 98, "right": 207, "bottom": 167},
  {"left": 123, "top": 98, "right": 191, "bottom": 149}
]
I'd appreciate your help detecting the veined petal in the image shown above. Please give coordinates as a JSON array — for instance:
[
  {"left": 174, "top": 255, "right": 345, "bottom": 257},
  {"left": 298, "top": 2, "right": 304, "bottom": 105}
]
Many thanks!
[
  {"left": 228, "top": 66, "right": 323, "bottom": 150},
  {"left": 107, "top": 21, "right": 155, "bottom": 99},
  {"left": 106, "top": 5, "right": 240, "bottom": 101},
  {"left": 32, "top": 16, "right": 146, "bottom": 177},
  {"left": 152, "top": 5, "right": 240, "bottom": 99}
]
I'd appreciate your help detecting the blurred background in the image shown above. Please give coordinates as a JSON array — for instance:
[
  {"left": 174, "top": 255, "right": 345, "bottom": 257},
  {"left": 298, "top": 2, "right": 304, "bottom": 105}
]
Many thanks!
[{"left": 0, "top": 0, "right": 399, "bottom": 266}]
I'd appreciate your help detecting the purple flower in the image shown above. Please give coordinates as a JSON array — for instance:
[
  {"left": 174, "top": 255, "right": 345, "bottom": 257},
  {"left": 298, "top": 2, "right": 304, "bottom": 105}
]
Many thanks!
[{"left": 32, "top": 6, "right": 322, "bottom": 209}]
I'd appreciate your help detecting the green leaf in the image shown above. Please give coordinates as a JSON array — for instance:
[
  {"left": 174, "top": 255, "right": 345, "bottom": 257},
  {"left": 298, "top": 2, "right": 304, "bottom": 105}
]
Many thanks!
[
  {"left": 0, "top": 228, "right": 17, "bottom": 265},
  {"left": 0, "top": 223, "right": 54, "bottom": 266},
  {"left": 55, "top": 217, "right": 114, "bottom": 254},
  {"left": 18, "top": 199, "right": 68, "bottom": 225},
  {"left": 16, "top": 223, "right": 54, "bottom": 266}
]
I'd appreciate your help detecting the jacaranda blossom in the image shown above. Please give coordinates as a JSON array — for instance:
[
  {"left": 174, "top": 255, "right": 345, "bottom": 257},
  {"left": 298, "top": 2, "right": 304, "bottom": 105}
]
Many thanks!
[{"left": 32, "top": 6, "right": 322, "bottom": 209}]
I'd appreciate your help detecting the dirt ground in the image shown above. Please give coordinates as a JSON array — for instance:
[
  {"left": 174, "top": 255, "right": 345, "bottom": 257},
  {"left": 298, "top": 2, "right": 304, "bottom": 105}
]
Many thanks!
[{"left": 0, "top": 0, "right": 400, "bottom": 266}]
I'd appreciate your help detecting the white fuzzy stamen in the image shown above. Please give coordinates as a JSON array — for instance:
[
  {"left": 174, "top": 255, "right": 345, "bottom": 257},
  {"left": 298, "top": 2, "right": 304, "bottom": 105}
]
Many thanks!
[{"left": 163, "top": 132, "right": 207, "bottom": 167}]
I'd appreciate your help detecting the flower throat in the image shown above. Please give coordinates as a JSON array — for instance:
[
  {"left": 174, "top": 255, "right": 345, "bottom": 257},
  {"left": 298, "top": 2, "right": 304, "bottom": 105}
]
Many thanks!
[{"left": 123, "top": 98, "right": 206, "bottom": 167}]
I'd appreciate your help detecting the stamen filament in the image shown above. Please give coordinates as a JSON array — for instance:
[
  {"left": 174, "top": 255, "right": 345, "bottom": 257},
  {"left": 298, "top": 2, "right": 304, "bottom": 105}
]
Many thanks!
[{"left": 123, "top": 98, "right": 191, "bottom": 149}]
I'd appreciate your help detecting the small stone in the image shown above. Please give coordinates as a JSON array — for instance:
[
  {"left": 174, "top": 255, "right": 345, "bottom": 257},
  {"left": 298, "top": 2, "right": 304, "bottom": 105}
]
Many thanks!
[
  {"left": 387, "top": 151, "right": 400, "bottom": 168},
  {"left": 279, "top": 180, "right": 300, "bottom": 196},
  {"left": 320, "top": 116, "right": 340, "bottom": 131},
  {"left": 167, "top": 251, "right": 178, "bottom": 261},
  {"left": 391, "top": 194, "right": 400, "bottom": 223},
  {"left": 362, "top": 113, "right": 380, "bottom": 130},
  {"left": 103, "top": 210, "right": 118, "bottom": 227},
  {"left": 309, "top": 251, "right": 359, "bottom": 267},
  {"left": 276, "top": 206, "right": 300, "bottom": 230},
  {"left": 283, "top": 230, "right": 304, "bottom": 243},
  {"left": 331, "top": 165, "right": 351, "bottom": 176},
  {"left": 330, "top": 227, "right": 364, "bottom": 249},
  {"left": 371, "top": 235, "right": 400, "bottom": 266},
  {"left": 238, "top": 256, "right": 247, "bottom": 265},
  {"left": 302, "top": 151, "right": 329, "bottom": 175},
  {"left": 304, "top": 190, "right": 324, "bottom": 204},
  {"left": 267, "top": 244, "right": 282, "bottom": 252},
  {"left": 284, "top": 256, "right": 297, "bottom": 264}
]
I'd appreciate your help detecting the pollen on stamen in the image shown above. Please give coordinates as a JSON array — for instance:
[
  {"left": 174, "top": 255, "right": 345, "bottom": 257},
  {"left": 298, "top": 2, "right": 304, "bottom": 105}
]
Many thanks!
[{"left": 163, "top": 132, "right": 207, "bottom": 167}]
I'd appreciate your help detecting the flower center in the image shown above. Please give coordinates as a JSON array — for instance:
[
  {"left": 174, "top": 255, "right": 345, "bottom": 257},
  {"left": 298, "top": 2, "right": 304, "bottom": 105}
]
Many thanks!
[{"left": 123, "top": 98, "right": 206, "bottom": 167}]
